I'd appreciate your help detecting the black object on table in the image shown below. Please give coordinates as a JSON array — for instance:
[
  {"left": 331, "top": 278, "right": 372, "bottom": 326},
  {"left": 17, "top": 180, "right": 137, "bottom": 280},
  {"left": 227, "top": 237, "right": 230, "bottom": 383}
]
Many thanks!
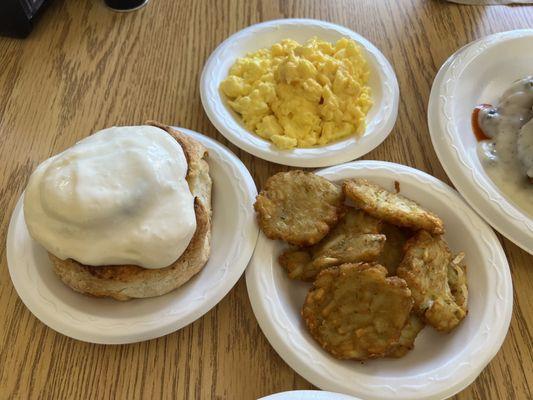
[
  {"left": 0, "top": 0, "right": 51, "bottom": 38},
  {"left": 104, "top": 0, "right": 149, "bottom": 12},
  {"left": 0, "top": 0, "right": 149, "bottom": 38}
]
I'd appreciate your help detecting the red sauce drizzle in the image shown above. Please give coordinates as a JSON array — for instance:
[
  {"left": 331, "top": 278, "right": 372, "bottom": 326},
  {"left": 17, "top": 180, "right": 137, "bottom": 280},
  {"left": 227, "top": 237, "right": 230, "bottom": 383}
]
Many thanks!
[{"left": 471, "top": 104, "right": 491, "bottom": 141}]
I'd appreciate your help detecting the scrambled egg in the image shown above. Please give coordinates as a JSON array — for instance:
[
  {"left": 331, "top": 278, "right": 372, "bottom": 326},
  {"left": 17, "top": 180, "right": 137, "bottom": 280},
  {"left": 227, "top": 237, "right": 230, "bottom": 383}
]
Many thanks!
[{"left": 220, "top": 37, "right": 373, "bottom": 149}]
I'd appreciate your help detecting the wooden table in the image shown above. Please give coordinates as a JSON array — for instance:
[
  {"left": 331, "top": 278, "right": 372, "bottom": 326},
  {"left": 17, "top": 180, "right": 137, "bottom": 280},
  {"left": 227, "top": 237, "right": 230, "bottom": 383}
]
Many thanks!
[{"left": 0, "top": 0, "right": 531, "bottom": 398}]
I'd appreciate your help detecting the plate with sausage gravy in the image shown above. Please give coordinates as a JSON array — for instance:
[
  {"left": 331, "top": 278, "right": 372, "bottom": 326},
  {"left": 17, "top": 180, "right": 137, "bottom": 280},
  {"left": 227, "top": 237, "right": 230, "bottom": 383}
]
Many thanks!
[{"left": 428, "top": 30, "right": 533, "bottom": 254}]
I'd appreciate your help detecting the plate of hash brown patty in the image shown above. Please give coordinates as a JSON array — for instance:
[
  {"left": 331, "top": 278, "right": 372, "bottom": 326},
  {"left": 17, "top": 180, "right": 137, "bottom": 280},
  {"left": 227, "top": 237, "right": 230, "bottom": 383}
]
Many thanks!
[{"left": 246, "top": 160, "right": 512, "bottom": 400}]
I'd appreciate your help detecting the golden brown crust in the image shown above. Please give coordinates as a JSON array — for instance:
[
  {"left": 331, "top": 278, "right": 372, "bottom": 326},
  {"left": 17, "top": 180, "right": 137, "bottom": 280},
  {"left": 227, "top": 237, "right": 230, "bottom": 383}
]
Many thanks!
[
  {"left": 376, "top": 223, "right": 411, "bottom": 276},
  {"left": 149, "top": 121, "right": 211, "bottom": 210},
  {"left": 50, "top": 122, "right": 212, "bottom": 301},
  {"left": 448, "top": 253, "right": 468, "bottom": 314},
  {"left": 397, "top": 231, "right": 467, "bottom": 332},
  {"left": 302, "top": 263, "right": 413, "bottom": 360},
  {"left": 386, "top": 314, "right": 425, "bottom": 358},
  {"left": 278, "top": 250, "right": 313, "bottom": 279},
  {"left": 254, "top": 171, "right": 345, "bottom": 246},
  {"left": 343, "top": 178, "right": 444, "bottom": 235},
  {"left": 278, "top": 208, "right": 385, "bottom": 281}
]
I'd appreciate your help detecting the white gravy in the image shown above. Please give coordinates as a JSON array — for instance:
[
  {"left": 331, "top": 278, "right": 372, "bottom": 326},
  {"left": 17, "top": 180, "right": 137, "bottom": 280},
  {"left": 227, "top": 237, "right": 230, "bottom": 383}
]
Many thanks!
[
  {"left": 476, "top": 76, "right": 533, "bottom": 216},
  {"left": 24, "top": 126, "right": 197, "bottom": 269}
]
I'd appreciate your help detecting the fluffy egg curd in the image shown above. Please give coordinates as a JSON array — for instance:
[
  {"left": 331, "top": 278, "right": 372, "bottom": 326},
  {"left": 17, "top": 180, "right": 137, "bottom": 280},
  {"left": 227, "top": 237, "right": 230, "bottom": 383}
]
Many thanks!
[{"left": 220, "top": 37, "right": 373, "bottom": 149}]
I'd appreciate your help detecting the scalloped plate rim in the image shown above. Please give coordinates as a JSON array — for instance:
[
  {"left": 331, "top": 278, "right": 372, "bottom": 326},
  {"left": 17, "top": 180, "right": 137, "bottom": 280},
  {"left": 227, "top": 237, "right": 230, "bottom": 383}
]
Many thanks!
[
  {"left": 259, "top": 390, "right": 361, "bottom": 400},
  {"left": 200, "top": 18, "right": 399, "bottom": 168},
  {"left": 427, "top": 29, "right": 533, "bottom": 254},
  {"left": 246, "top": 160, "right": 512, "bottom": 400},
  {"left": 6, "top": 128, "right": 259, "bottom": 344}
]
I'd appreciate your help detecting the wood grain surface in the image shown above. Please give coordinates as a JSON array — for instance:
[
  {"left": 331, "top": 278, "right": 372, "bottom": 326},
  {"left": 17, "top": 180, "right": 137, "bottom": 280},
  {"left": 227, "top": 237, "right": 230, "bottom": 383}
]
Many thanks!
[{"left": 0, "top": 0, "right": 532, "bottom": 399}]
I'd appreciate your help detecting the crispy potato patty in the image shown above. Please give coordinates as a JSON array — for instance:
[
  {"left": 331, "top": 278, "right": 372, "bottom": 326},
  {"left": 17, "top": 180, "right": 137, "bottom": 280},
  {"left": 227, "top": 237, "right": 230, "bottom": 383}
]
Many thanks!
[
  {"left": 254, "top": 171, "right": 345, "bottom": 246},
  {"left": 387, "top": 314, "right": 425, "bottom": 358},
  {"left": 279, "top": 208, "right": 384, "bottom": 281},
  {"left": 343, "top": 178, "right": 444, "bottom": 234},
  {"left": 397, "top": 231, "right": 468, "bottom": 332},
  {"left": 302, "top": 263, "right": 413, "bottom": 360}
]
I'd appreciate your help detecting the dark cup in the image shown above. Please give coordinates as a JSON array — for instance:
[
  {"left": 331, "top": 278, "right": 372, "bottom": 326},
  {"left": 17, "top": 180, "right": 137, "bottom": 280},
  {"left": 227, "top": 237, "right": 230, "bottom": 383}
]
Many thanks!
[{"left": 104, "top": 0, "right": 149, "bottom": 12}]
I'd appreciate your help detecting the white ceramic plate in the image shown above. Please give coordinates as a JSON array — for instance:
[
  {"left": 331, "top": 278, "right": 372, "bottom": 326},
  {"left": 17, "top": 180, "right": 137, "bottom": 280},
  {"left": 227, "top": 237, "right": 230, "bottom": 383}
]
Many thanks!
[
  {"left": 200, "top": 19, "right": 399, "bottom": 168},
  {"left": 260, "top": 390, "right": 360, "bottom": 400},
  {"left": 428, "top": 30, "right": 533, "bottom": 254},
  {"left": 246, "top": 161, "right": 512, "bottom": 400},
  {"left": 6, "top": 128, "right": 259, "bottom": 344}
]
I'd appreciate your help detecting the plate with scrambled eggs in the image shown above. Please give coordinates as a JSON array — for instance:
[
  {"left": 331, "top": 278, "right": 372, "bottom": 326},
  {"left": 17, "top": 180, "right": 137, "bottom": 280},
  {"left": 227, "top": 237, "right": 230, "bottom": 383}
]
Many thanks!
[{"left": 201, "top": 19, "right": 399, "bottom": 167}]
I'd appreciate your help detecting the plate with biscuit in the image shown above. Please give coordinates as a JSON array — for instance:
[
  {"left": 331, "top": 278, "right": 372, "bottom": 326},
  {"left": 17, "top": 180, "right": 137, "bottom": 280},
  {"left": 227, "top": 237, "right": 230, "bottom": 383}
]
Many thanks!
[
  {"left": 7, "top": 124, "right": 259, "bottom": 344},
  {"left": 246, "top": 161, "right": 512, "bottom": 400}
]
